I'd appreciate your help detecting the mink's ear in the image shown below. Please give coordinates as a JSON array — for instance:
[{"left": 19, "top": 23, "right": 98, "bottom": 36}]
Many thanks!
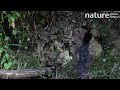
[{"left": 83, "top": 29, "right": 92, "bottom": 43}]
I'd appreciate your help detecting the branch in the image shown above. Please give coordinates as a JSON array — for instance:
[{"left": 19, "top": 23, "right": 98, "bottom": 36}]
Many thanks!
[{"left": 0, "top": 67, "right": 54, "bottom": 79}]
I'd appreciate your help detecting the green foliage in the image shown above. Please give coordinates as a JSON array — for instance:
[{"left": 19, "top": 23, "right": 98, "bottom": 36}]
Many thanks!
[
  {"left": 4, "top": 44, "right": 9, "bottom": 49},
  {"left": 4, "top": 36, "right": 10, "bottom": 41},
  {"left": 8, "top": 14, "right": 15, "bottom": 22},
  {"left": 90, "top": 49, "right": 120, "bottom": 79},
  {"left": 12, "top": 29, "right": 17, "bottom": 35},
  {"left": 0, "top": 11, "right": 21, "bottom": 70},
  {"left": 100, "top": 29, "right": 113, "bottom": 45},
  {"left": 4, "top": 61, "right": 12, "bottom": 69},
  {"left": 0, "top": 47, "right": 4, "bottom": 53},
  {"left": 89, "top": 20, "right": 120, "bottom": 79},
  {"left": 39, "top": 17, "right": 46, "bottom": 28},
  {"left": 1, "top": 52, "right": 13, "bottom": 69}
]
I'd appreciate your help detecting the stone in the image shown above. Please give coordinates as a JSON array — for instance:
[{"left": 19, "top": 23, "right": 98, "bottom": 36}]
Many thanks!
[
  {"left": 57, "top": 50, "right": 73, "bottom": 66},
  {"left": 113, "top": 39, "right": 120, "bottom": 50},
  {"left": 88, "top": 36, "right": 103, "bottom": 59}
]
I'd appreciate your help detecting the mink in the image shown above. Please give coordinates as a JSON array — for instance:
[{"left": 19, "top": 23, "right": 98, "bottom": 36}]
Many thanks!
[{"left": 77, "top": 28, "right": 92, "bottom": 79}]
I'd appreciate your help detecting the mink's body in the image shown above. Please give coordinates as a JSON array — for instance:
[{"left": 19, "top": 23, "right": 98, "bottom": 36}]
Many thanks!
[{"left": 77, "top": 29, "right": 92, "bottom": 79}]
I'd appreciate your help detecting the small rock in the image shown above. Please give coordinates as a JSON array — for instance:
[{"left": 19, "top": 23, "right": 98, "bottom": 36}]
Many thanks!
[
  {"left": 113, "top": 39, "right": 120, "bottom": 50},
  {"left": 54, "top": 40, "right": 63, "bottom": 52},
  {"left": 57, "top": 50, "right": 73, "bottom": 66},
  {"left": 89, "top": 36, "right": 103, "bottom": 59}
]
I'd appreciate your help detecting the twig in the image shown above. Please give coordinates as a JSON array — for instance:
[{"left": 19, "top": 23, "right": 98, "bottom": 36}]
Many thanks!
[
  {"left": 110, "top": 62, "right": 119, "bottom": 76},
  {"left": 0, "top": 67, "right": 54, "bottom": 79}
]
